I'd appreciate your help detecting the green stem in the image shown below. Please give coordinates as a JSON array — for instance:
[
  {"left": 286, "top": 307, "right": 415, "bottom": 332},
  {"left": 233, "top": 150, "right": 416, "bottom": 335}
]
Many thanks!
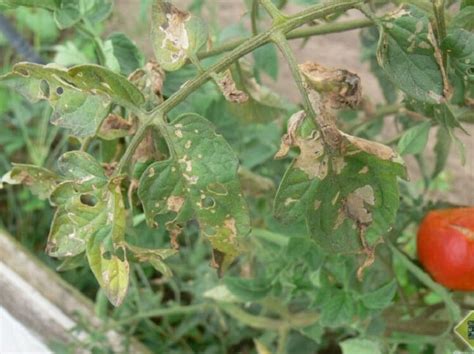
[
  {"left": 387, "top": 241, "right": 461, "bottom": 328},
  {"left": 432, "top": 0, "right": 447, "bottom": 69},
  {"left": 251, "top": 0, "right": 259, "bottom": 35},
  {"left": 276, "top": 327, "right": 289, "bottom": 354},
  {"left": 219, "top": 303, "right": 319, "bottom": 330},
  {"left": 197, "top": 18, "right": 372, "bottom": 60},
  {"left": 259, "top": 0, "right": 287, "bottom": 22},
  {"left": 271, "top": 31, "right": 317, "bottom": 119}
]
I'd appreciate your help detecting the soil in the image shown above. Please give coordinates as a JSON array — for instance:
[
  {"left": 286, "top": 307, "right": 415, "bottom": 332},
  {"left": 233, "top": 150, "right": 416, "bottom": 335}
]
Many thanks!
[{"left": 111, "top": 0, "right": 473, "bottom": 205}]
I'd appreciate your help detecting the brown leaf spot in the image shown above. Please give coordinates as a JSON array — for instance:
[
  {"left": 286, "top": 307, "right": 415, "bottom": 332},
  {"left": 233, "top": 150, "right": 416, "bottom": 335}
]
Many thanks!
[{"left": 167, "top": 195, "right": 185, "bottom": 213}]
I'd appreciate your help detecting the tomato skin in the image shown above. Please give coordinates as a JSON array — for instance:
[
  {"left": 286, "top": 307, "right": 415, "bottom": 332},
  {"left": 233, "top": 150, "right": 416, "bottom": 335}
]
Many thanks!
[{"left": 417, "top": 208, "right": 474, "bottom": 291}]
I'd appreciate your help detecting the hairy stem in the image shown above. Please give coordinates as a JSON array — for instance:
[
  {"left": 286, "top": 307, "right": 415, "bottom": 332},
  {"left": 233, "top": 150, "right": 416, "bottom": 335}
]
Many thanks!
[
  {"left": 271, "top": 32, "right": 317, "bottom": 119},
  {"left": 197, "top": 18, "right": 372, "bottom": 60}
]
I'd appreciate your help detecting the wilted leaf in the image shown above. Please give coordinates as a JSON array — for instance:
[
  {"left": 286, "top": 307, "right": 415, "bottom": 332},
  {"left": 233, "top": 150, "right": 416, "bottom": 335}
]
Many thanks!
[
  {"left": 377, "top": 6, "right": 444, "bottom": 103},
  {"left": 126, "top": 243, "right": 177, "bottom": 277},
  {"left": 151, "top": 1, "right": 208, "bottom": 71},
  {"left": 216, "top": 69, "right": 248, "bottom": 103},
  {"left": 98, "top": 114, "right": 136, "bottom": 140},
  {"left": 138, "top": 114, "right": 250, "bottom": 270},
  {"left": 0, "top": 164, "right": 60, "bottom": 199},
  {"left": 129, "top": 60, "right": 166, "bottom": 109}
]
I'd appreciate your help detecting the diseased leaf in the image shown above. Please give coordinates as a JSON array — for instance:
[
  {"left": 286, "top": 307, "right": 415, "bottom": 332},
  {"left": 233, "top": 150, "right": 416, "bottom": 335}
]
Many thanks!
[
  {"left": 0, "top": 63, "right": 144, "bottom": 136},
  {"left": 441, "top": 28, "right": 474, "bottom": 83},
  {"left": 46, "top": 152, "right": 125, "bottom": 260},
  {"left": 216, "top": 69, "right": 249, "bottom": 104},
  {"left": 67, "top": 64, "right": 145, "bottom": 109},
  {"left": 377, "top": 6, "right": 444, "bottom": 103},
  {"left": 128, "top": 60, "right": 166, "bottom": 110},
  {"left": 397, "top": 120, "right": 431, "bottom": 155},
  {"left": 0, "top": 164, "right": 60, "bottom": 199},
  {"left": 274, "top": 118, "right": 405, "bottom": 255},
  {"left": 138, "top": 113, "right": 250, "bottom": 270},
  {"left": 151, "top": 1, "right": 208, "bottom": 71},
  {"left": 87, "top": 226, "right": 129, "bottom": 307}
]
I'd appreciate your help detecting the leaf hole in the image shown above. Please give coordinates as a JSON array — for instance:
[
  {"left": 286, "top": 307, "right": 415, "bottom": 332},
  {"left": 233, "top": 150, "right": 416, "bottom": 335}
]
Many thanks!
[
  {"left": 116, "top": 247, "right": 126, "bottom": 262},
  {"left": 102, "top": 251, "right": 112, "bottom": 260},
  {"left": 80, "top": 193, "right": 98, "bottom": 207},
  {"left": 200, "top": 196, "right": 216, "bottom": 209},
  {"left": 56, "top": 86, "right": 64, "bottom": 95},
  {"left": 467, "top": 66, "right": 474, "bottom": 76}
]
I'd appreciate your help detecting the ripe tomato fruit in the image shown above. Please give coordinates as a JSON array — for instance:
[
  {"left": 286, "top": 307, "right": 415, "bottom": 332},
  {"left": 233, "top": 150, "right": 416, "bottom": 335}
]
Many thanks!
[{"left": 417, "top": 208, "right": 474, "bottom": 291}]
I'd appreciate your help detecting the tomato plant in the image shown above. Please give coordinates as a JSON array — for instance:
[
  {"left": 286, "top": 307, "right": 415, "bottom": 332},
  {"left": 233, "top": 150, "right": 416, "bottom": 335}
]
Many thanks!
[
  {"left": 417, "top": 208, "right": 474, "bottom": 291},
  {"left": 0, "top": 0, "right": 472, "bottom": 353}
]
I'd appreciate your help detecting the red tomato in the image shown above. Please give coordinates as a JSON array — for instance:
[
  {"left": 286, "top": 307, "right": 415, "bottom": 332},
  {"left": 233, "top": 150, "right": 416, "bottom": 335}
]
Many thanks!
[{"left": 417, "top": 208, "right": 474, "bottom": 291}]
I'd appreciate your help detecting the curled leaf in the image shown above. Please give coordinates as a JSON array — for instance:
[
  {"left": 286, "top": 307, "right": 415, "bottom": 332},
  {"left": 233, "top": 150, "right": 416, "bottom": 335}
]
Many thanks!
[{"left": 216, "top": 69, "right": 249, "bottom": 103}]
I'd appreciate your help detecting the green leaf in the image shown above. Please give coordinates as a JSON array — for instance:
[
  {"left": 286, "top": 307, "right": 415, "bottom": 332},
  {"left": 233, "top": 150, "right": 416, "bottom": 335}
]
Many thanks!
[
  {"left": 361, "top": 280, "right": 397, "bottom": 309},
  {"left": 1, "top": 164, "right": 60, "bottom": 199},
  {"left": 397, "top": 120, "right": 431, "bottom": 155},
  {"left": 84, "top": 0, "right": 113, "bottom": 24},
  {"left": 253, "top": 43, "right": 279, "bottom": 80},
  {"left": 274, "top": 117, "right": 405, "bottom": 254},
  {"left": 138, "top": 114, "right": 250, "bottom": 270},
  {"left": 54, "top": 0, "right": 82, "bottom": 29},
  {"left": 441, "top": 28, "right": 474, "bottom": 83},
  {"left": 1, "top": 0, "right": 59, "bottom": 10},
  {"left": 87, "top": 227, "right": 129, "bottom": 307},
  {"left": 151, "top": 1, "right": 208, "bottom": 71},
  {"left": 450, "top": 6, "right": 474, "bottom": 31},
  {"left": 377, "top": 6, "right": 444, "bottom": 103},
  {"left": 360, "top": 27, "right": 398, "bottom": 103},
  {"left": 104, "top": 33, "right": 145, "bottom": 75},
  {"left": 340, "top": 338, "right": 382, "bottom": 354},
  {"left": 224, "top": 277, "right": 271, "bottom": 302},
  {"left": 432, "top": 126, "right": 452, "bottom": 177},
  {"left": 318, "top": 288, "right": 356, "bottom": 327}
]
